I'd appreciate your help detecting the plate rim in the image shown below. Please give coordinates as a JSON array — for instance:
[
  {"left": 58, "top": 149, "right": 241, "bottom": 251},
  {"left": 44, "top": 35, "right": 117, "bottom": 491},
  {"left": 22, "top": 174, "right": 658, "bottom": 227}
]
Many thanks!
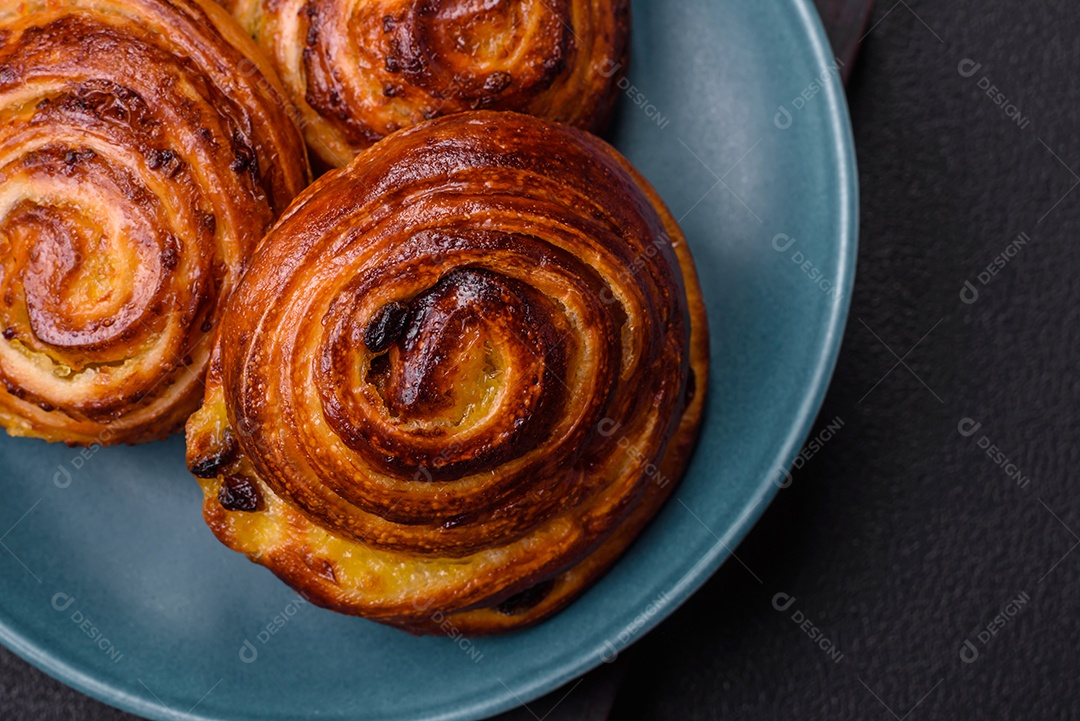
[
  {"left": 0, "top": 0, "right": 858, "bottom": 717},
  {"left": 455, "top": 0, "right": 861, "bottom": 716}
]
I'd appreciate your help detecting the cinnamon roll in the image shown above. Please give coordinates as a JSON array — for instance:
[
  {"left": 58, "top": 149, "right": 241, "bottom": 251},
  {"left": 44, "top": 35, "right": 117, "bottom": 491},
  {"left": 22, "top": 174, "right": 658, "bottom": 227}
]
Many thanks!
[
  {"left": 186, "top": 111, "right": 708, "bottom": 634},
  {"left": 0, "top": 0, "right": 310, "bottom": 445},
  {"left": 218, "top": 0, "right": 630, "bottom": 167}
]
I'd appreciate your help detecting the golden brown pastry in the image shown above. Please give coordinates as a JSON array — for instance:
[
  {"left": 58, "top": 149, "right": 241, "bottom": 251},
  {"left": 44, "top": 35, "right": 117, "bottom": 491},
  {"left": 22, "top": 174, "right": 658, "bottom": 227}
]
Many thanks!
[
  {"left": 217, "top": 0, "right": 630, "bottom": 167},
  {"left": 186, "top": 111, "right": 708, "bottom": 634},
  {"left": 0, "top": 0, "right": 310, "bottom": 445}
]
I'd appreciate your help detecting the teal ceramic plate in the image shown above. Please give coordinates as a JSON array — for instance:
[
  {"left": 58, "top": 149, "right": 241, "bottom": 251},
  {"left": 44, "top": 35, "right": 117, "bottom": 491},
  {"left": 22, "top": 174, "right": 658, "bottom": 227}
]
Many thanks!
[{"left": 0, "top": 0, "right": 856, "bottom": 719}]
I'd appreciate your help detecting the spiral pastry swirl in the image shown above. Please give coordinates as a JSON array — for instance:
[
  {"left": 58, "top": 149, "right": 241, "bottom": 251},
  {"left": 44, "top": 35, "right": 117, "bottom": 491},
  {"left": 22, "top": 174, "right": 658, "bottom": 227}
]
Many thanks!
[
  {"left": 186, "top": 111, "right": 708, "bottom": 634},
  {"left": 0, "top": 0, "right": 310, "bottom": 445},
  {"left": 218, "top": 0, "right": 629, "bottom": 167}
]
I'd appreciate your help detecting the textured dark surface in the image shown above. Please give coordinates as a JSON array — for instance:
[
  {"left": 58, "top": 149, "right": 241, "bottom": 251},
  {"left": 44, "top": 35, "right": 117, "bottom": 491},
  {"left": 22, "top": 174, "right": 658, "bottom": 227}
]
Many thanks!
[
  {"left": 611, "top": 1, "right": 1080, "bottom": 719},
  {"left": 815, "top": 0, "right": 874, "bottom": 79},
  {"left": 4, "top": 1, "right": 1078, "bottom": 720}
]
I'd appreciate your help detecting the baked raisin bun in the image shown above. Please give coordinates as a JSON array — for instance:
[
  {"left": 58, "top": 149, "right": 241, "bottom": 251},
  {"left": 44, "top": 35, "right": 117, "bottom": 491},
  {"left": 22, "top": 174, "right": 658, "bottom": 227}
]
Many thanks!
[
  {"left": 186, "top": 111, "right": 708, "bottom": 634},
  {"left": 0, "top": 0, "right": 310, "bottom": 445},
  {"left": 217, "top": 0, "right": 630, "bottom": 167}
]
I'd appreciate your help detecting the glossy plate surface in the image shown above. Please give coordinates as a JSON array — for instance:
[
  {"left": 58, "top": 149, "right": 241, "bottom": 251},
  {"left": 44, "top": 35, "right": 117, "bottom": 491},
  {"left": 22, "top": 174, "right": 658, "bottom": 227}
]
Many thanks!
[{"left": 0, "top": 0, "right": 856, "bottom": 718}]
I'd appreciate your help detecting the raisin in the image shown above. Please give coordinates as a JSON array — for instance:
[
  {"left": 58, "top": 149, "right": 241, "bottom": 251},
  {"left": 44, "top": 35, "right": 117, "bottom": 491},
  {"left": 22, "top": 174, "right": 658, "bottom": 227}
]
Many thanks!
[
  {"left": 218, "top": 476, "right": 261, "bottom": 512},
  {"left": 495, "top": 579, "right": 556, "bottom": 616},
  {"left": 363, "top": 301, "right": 411, "bottom": 353},
  {"left": 147, "top": 148, "right": 176, "bottom": 170},
  {"left": 190, "top": 431, "right": 238, "bottom": 478}
]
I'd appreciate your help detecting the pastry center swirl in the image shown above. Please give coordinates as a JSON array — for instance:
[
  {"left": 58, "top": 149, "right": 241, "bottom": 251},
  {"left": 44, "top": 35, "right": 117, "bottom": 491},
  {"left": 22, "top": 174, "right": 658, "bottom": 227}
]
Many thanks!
[
  {"left": 228, "top": 224, "right": 633, "bottom": 554},
  {"left": 322, "top": 267, "right": 569, "bottom": 483},
  {"left": 0, "top": 0, "right": 309, "bottom": 443},
  {"left": 375, "top": 0, "right": 575, "bottom": 101},
  {"left": 208, "top": 113, "right": 693, "bottom": 560},
  {"left": 0, "top": 168, "right": 178, "bottom": 359}
]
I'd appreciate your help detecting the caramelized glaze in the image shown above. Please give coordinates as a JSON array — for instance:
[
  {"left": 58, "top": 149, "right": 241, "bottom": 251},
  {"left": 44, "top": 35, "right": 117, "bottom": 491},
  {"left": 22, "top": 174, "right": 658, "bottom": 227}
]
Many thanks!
[
  {"left": 218, "top": 0, "right": 630, "bottom": 165},
  {"left": 0, "top": 0, "right": 310, "bottom": 444},
  {"left": 186, "top": 111, "right": 708, "bottom": 633}
]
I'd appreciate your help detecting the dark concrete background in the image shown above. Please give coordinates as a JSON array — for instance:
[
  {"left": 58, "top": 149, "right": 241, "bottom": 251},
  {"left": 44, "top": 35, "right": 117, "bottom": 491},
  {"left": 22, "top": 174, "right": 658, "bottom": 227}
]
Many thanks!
[
  {"left": 610, "top": 1, "right": 1080, "bottom": 719},
  {"left": 3, "top": 1, "right": 1079, "bottom": 719}
]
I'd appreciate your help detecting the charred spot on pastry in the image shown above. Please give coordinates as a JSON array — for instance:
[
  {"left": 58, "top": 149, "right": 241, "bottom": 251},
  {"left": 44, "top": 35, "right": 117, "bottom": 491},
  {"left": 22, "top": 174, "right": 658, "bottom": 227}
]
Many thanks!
[
  {"left": 384, "top": 31, "right": 427, "bottom": 78},
  {"left": 147, "top": 148, "right": 173, "bottom": 169},
  {"left": 161, "top": 237, "right": 180, "bottom": 270},
  {"left": 495, "top": 579, "right": 556, "bottom": 616},
  {"left": 63, "top": 148, "right": 95, "bottom": 166},
  {"left": 1, "top": 328, "right": 15, "bottom": 340},
  {"left": 363, "top": 301, "right": 411, "bottom": 353},
  {"left": 230, "top": 149, "right": 254, "bottom": 173},
  {"left": 147, "top": 148, "right": 184, "bottom": 177},
  {"left": 218, "top": 475, "right": 262, "bottom": 512},
  {"left": 483, "top": 72, "right": 512, "bottom": 94},
  {"left": 229, "top": 133, "right": 258, "bottom": 174}
]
